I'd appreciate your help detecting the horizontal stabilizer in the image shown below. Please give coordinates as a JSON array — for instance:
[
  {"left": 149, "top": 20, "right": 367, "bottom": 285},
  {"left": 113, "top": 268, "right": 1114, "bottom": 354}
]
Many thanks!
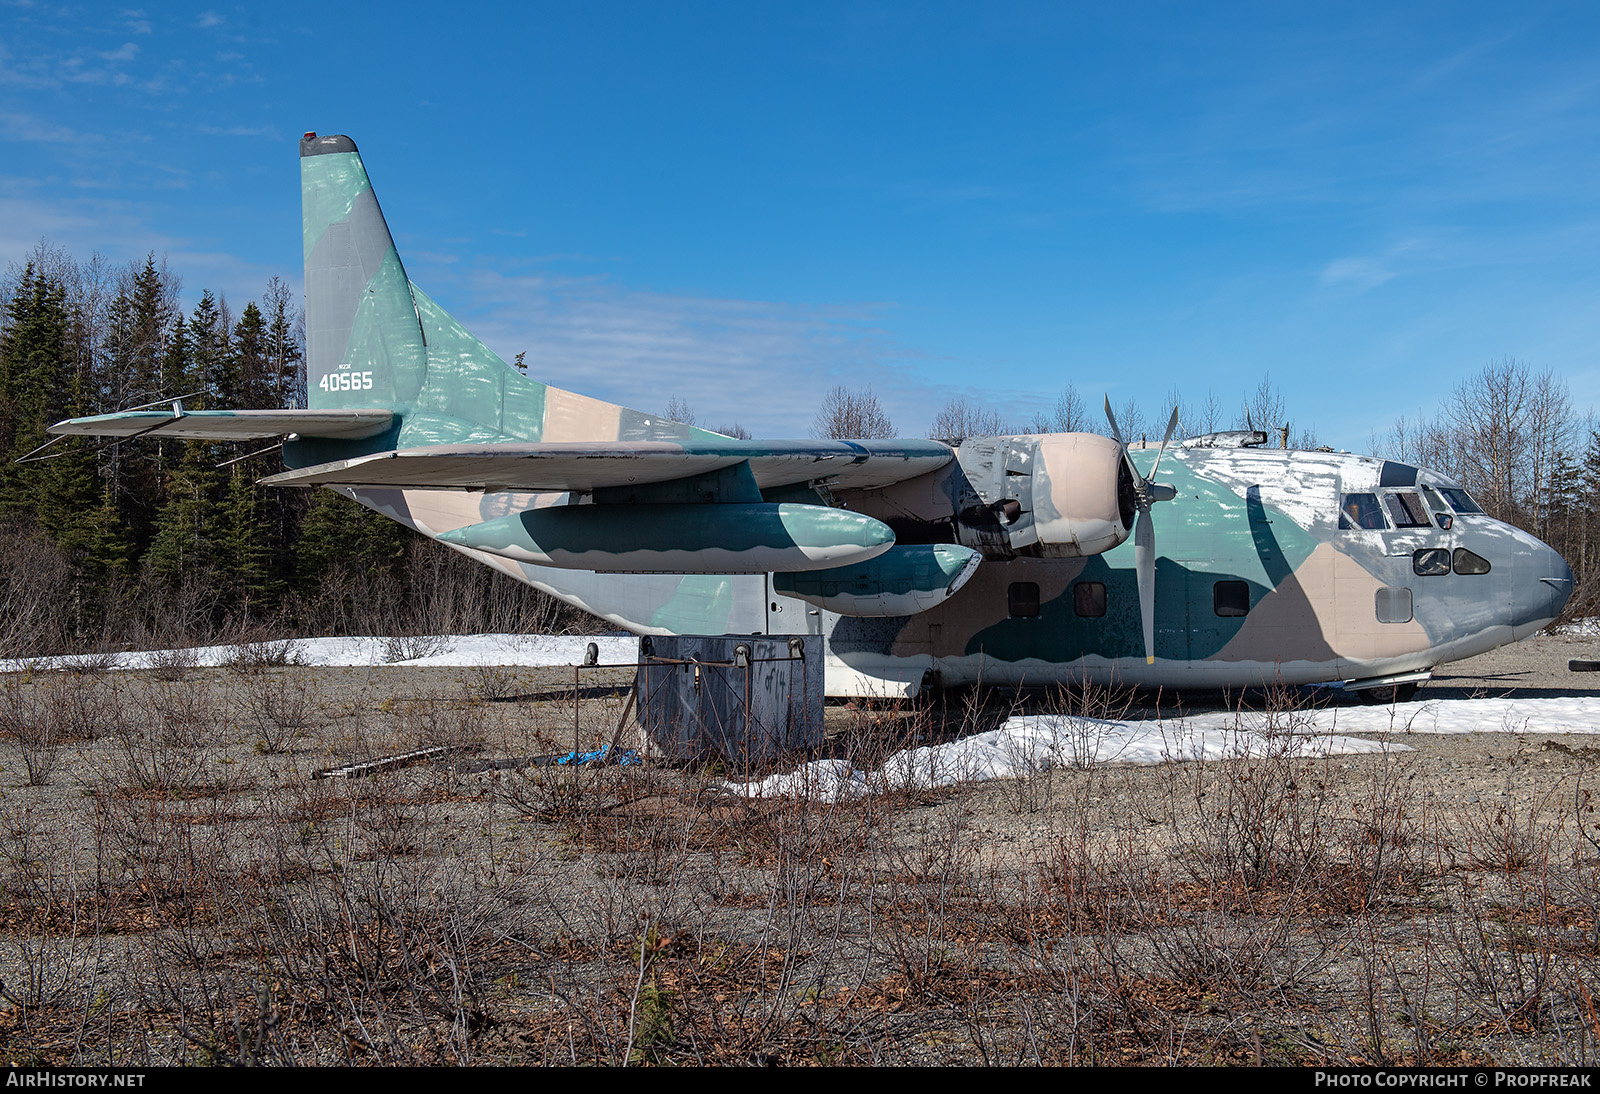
[
  {"left": 260, "top": 439, "right": 953, "bottom": 492},
  {"left": 50, "top": 409, "right": 394, "bottom": 442}
]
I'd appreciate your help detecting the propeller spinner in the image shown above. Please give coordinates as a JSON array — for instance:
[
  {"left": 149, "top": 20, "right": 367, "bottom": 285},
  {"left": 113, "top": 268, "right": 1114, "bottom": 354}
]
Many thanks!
[{"left": 1103, "top": 400, "right": 1180, "bottom": 666}]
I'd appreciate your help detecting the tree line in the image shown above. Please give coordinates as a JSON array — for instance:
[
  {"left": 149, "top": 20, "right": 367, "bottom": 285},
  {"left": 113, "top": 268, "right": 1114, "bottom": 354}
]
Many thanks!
[
  {"left": 809, "top": 373, "right": 1319, "bottom": 448},
  {"left": 0, "top": 246, "right": 571, "bottom": 657}
]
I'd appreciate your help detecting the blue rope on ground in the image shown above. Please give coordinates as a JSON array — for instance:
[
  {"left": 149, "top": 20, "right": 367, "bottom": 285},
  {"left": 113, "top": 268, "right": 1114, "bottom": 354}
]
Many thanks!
[{"left": 553, "top": 745, "right": 642, "bottom": 767}]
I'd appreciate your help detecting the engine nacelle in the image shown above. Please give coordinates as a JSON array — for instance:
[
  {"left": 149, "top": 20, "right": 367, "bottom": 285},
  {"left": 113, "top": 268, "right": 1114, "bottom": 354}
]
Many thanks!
[
  {"left": 438, "top": 502, "right": 894, "bottom": 573},
  {"left": 773, "top": 544, "right": 982, "bottom": 617},
  {"left": 952, "top": 433, "right": 1135, "bottom": 559}
]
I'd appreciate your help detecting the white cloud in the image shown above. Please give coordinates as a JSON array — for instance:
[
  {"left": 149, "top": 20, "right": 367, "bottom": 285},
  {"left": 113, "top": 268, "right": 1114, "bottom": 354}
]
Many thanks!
[
  {"left": 0, "top": 193, "right": 288, "bottom": 316},
  {"left": 0, "top": 112, "right": 100, "bottom": 144},
  {"left": 196, "top": 10, "right": 222, "bottom": 27},
  {"left": 1319, "top": 255, "right": 1398, "bottom": 290},
  {"left": 193, "top": 123, "right": 279, "bottom": 139},
  {"left": 1319, "top": 238, "right": 1426, "bottom": 291}
]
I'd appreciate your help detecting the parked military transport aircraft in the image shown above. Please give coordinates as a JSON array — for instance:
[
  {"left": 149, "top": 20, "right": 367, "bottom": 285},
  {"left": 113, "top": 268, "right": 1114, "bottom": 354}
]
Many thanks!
[{"left": 50, "top": 134, "right": 1574, "bottom": 699}]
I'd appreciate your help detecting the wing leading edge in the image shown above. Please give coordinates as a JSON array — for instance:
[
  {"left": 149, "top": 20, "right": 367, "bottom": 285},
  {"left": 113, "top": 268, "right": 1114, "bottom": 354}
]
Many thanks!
[{"left": 258, "top": 438, "right": 954, "bottom": 493}]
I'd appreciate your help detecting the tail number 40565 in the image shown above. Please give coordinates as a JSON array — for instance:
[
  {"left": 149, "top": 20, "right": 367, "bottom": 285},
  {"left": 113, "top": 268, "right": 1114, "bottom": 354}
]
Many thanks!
[{"left": 319, "top": 370, "right": 374, "bottom": 392}]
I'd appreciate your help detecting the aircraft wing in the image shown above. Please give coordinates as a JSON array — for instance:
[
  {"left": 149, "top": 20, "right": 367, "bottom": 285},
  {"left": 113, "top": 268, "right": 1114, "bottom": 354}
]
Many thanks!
[
  {"left": 49, "top": 409, "right": 394, "bottom": 441},
  {"left": 258, "top": 439, "right": 953, "bottom": 492}
]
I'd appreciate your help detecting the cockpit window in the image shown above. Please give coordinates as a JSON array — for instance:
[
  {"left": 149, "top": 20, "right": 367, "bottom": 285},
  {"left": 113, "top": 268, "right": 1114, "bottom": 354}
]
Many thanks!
[
  {"left": 1453, "top": 548, "right": 1491, "bottom": 575},
  {"left": 1384, "top": 492, "right": 1432, "bottom": 528},
  {"left": 1439, "top": 488, "right": 1483, "bottom": 514},
  {"left": 1419, "top": 485, "right": 1453, "bottom": 527},
  {"left": 1339, "top": 493, "right": 1388, "bottom": 530}
]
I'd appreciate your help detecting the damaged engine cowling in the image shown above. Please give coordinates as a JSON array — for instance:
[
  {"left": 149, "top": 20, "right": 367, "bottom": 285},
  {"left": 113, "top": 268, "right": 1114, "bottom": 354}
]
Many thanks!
[{"left": 950, "top": 432, "right": 1137, "bottom": 559}]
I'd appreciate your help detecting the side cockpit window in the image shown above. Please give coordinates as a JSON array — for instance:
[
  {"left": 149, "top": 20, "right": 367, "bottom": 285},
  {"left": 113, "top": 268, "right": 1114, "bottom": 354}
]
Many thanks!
[
  {"left": 1384, "top": 492, "right": 1432, "bottom": 528},
  {"left": 1453, "top": 548, "right": 1491, "bottom": 575},
  {"left": 1419, "top": 485, "right": 1454, "bottom": 528},
  {"left": 1339, "top": 493, "right": 1388, "bottom": 530},
  {"left": 1439, "top": 488, "right": 1483, "bottom": 515}
]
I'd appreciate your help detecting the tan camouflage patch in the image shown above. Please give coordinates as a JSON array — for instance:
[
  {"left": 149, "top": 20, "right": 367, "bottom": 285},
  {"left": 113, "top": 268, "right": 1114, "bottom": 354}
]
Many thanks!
[
  {"left": 1213, "top": 541, "right": 1341, "bottom": 664},
  {"left": 541, "top": 388, "right": 624, "bottom": 443}
]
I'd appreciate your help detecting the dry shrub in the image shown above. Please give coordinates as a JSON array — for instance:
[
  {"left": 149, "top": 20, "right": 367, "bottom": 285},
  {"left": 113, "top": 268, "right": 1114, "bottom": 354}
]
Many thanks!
[
  {"left": 233, "top": 670, "right": 319, "bottom": 754},
  {"left": 0, "top": 521, "right": 72, "bottom": 659},
  {"left": 144, "top": 644, "right": 201, "bottom": 681},
  {"left": 220, "top": 628, "right": 303, "bottom": 672},
  {"left": 1449, "top": 780, "right": 1565, "bottom": 874}
]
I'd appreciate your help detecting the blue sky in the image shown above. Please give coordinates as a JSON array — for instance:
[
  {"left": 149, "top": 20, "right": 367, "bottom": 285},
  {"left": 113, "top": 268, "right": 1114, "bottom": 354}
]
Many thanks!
[{"left": 3, "top": 2, "right": 1599, "bottom": 447}]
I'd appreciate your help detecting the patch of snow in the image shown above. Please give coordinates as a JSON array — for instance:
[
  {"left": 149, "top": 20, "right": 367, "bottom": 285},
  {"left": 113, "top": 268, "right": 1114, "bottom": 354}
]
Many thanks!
[
  {"left": 0, "top": 634, "right": 641, "bottom": 673},
  {"left": 730, "top": 714, "right": 1408, "bottom": 801},
  {"left": 730, "top": 695, "right": 1600, "bottom": 800}
]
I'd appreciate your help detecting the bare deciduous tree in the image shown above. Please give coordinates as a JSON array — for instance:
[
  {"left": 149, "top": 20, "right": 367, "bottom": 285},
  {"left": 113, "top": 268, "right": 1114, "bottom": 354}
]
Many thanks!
[
  {"left": 1239, "top": 373, "right": 1286, "bottom": 435},
  {"left": 1380, "top": 359, "right": 1574, "bottom": 530},
  {"left": 812, "top": 385, "right": 895, "bottom": 439},
  {"left": 662, "top": 395, "right": 696, "bottom": 426},
  {"left": 1049, "top": 385, "right": 1089, "bottom": 433},
  {"left": 1025, "top": 384, "right": 1097, "bottom": 435},
  {"left": 929, "top": 397, "right": 1009, "bottom": 440}
]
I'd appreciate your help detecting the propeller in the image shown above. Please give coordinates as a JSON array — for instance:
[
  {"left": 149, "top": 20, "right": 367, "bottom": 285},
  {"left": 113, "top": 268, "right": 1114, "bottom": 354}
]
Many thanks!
[{"left": 1104, "top": 400, "right": 1179, "bottom": 666}]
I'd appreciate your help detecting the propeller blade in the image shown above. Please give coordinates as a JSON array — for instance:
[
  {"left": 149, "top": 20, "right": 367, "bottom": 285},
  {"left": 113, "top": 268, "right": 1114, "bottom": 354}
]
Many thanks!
[
  {"left": 1103, "top": 396, "right": 1126, "bottom": 448},
  {"left": 1147, "top": 406, "right": 1180, "bottom": 483},
  {"left": 1134, "top": 506, "right": 1155, "bottom": 665},
  {"left": 1103, "top": 397, "right": 1145, "bottom": 493}
]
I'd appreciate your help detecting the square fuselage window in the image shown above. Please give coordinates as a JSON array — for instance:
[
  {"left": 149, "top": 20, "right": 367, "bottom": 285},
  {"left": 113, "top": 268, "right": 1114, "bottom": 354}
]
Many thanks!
[
  {"left": 1214, "top": 580, "right": 1250, "bottom": 618},
  {"left": 1376, "top": 586, "right": 1414, "bottom": 624},
  {"left": 1008, "top": 582, "right": 1040, "bottom": 618},
  {"left": 1074, "top": 581, "right": 1106, "bottom": 618}
]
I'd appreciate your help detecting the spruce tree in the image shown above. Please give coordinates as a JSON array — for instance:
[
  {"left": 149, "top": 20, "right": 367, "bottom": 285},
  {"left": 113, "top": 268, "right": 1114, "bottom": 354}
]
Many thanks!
[
  {"left": 216, "top": 464, "right": 275, "bottom": 614},
  {"left": 103, "top": 255, "right": 175, "bottom": 558},
  {"left": 146, "top": 294, "right": 231, "bottom": 595},
  {"left": 232, "top": 302, "right": 272, "bottom": 410},
  {"left": 0, "top": 264, "right": 73, "bottom": 518}
]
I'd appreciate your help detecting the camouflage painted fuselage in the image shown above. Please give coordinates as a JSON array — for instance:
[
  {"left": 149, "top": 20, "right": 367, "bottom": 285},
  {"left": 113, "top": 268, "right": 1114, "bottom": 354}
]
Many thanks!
[{"left": 338, "top": 438, "right": 1571, "bottom": 697}]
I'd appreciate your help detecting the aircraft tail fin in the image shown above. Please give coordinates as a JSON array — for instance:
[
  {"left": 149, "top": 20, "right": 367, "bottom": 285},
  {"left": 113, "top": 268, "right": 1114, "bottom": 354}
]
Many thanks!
[
  {"left": 293, "top": 133, "right": 718, "bottom": 466},
  {"left": 300, "top": 133, "right": 428, "bottom": 413}
]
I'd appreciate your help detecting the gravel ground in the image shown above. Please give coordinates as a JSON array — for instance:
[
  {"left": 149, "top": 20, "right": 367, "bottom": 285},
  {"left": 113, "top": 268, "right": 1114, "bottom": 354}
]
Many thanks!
[{"left": 2, "top": 631, "right": 1599, "bottom": 1066}]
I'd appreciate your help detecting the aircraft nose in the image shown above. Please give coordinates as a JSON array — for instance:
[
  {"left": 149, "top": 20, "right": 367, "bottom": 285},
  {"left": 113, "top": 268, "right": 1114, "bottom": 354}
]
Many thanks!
[
  {"left": 1539, "top": 547, "right": 1575, "bottom": 619},
  {"left": 1512, "top": 540, "right": 1573, "bottom": 638}
]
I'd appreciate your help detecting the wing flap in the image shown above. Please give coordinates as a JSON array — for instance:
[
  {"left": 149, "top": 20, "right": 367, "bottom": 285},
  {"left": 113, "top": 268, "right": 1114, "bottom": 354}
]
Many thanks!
[{"left": 49, "top": 409, "right": 394, "bottom": 441}]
